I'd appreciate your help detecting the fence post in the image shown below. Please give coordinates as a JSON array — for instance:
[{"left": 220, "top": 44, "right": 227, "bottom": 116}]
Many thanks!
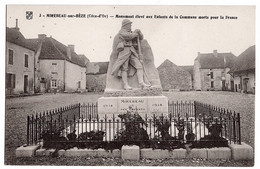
[
  {"left": 27, "top": 115, "right": 30, "bottom": 145},
  {"left": 237, "top": 113, "right": 241, "bottom": 144},
  {"left": 73, "top": 114, "right": 76, "bottom": 132},
  {"left": 95, "top": 102, "right": 98, "bottom": 119},
  {"left": 60, "top": 107, "right": 62, "bottom": 123},
  {"left": 31, "top": 114, "right": 34, "bottom": 145},
  {"left": 78, "top": 103, "right": 81, "bottom": 118},
  {"left": 233, "top": 112, "right": 236, "bottom": 143},
  {"left": 35, "top": 113, "right": 38, "bottom": 145},
  {"left": 50, "top": 111, "right": 53, "bottom": 141},
  {"left": 228, "top": 111, "right": 232, "bottom": 144},
  {"left": 194, "top": 101, "right": 197, "bottom": 119}
]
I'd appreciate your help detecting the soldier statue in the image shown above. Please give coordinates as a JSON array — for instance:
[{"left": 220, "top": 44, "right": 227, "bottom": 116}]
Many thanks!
[{"left": 110, "top": 19, "right": 151, "bottom": 90}]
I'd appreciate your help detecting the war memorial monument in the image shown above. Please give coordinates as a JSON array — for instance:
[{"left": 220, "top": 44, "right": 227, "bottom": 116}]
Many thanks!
[{"left": 98, "top": 19, "right": 168, "bottom": 118}]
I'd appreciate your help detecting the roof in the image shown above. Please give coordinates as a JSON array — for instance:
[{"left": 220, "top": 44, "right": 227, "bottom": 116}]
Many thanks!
[
  {"left": 229, "top": 45, "right": 255, "bottom": 73},
  {"left": 179, "top": 65, "right": 194, "bottom": 77},
  {"left": 157, "top": 59, "right": 192, "bottom": 90},
  {"left": 78, "top": 54, "right": 90, "bottom": 63},
  {"left": 86, "top": 62, "right": 109, "bottom": 75},
  {"left": 6, "top": 27, "right": 36, "bottom": 51},
  {"left": 157, "top": 59, "right": 192, "bottom": 76},
  {"left": 158, "top": 59, "right": 177, "bottom": 69},
  {"left": 28, "top": 36, "right": 87, "bottom": 67},
  {"left": 195, "top": 52, "right": 236, "bottom": 69}
]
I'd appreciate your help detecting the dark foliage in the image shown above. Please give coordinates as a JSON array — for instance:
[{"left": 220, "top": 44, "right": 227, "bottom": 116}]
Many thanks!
[
  {"left": 185, "top": 122, "right": 196, "bottom": 144},
  {"left": 40, "top": 110, "right": 228, "bottom": 152},
  {"left": 193, "top": 135, "right": 228, "bottom": 148},
  {"left": 194, "top": 119, "right": 228, "bottom": 148},
  {"left": 114, "top": 108, "right": 150, "bottom": 148},
  {"left": 67, "top": 130, "right": 77, "bottom": 141},
  {"left": 174, "top": 117, "right": 185, "bottom": 140},
  {"left": 77, "top": 130, "right": 105, "bottom": 149},
  {"left": 41, "top": 127, "right": 69, "bottom": 150},
  {"left": 151, "top": 116, "right": 181, "bottom": 150}
]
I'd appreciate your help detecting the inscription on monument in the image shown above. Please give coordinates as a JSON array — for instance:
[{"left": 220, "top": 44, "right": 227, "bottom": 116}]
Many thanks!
[
  {"left": 118, "top": 97, "right": 147, "bottom": 114},
  {"left": 98, "top": 97, "right": 117, "bottom": 114},
  {"left": 98, "top": 96, "right": 168, "bottom": 117}
]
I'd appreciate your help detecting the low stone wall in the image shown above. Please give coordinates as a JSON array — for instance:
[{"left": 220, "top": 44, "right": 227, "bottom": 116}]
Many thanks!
[{"left": 16, "top": 142, "right": 253, "bottom": 161}]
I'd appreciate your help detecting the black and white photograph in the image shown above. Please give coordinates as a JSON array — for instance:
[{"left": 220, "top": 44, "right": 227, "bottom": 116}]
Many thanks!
[{"left": 3, "top": 3, "right": 257, "bottom": 166}]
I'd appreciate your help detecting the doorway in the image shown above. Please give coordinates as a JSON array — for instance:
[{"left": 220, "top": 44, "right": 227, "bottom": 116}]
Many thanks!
[
  {"left": 243, "top": 78, "right": 249, "bottom": 93},
  {"left": 24, "top": 75, "right": 28, "bottom": 93},
  {"left": 231, "top": 81, "right": 234, "bottom": 92},
  {"left": 222, "top": 80, "right": 226, "bottom": 91}
]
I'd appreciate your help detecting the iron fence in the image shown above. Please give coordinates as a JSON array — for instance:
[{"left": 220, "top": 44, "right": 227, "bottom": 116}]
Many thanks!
[
  {"left": 168, "top": 100, "right": 195, "bottom": 118},
  {"left": 27, "top": 101, "right": 241, "bottom": 147}
]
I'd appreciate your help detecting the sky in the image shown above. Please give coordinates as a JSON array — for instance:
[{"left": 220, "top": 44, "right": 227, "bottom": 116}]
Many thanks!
[{"left": 6, "top": 5, "right": 255, "bottom": 67}]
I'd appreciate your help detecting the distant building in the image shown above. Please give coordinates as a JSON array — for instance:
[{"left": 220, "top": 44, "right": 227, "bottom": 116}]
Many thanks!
[
  {"left": 6, "top": 24, "right": 35, "bottom": 95},
  {"left": 193, "top": 50, "right": 236, "bottom": 91},
  {"left": 157, "top": 59, "right": 192, "bottom": 91},
  {"left": 229, "top": 45, "right": 255, "bottom": 93},
  {"left": 86, "top": 62, "right": 109, "bottom": 92},
  {"left": 28, "top": 34, "right": 88, "bottom": 93},
  {"left": 179, "top": 65, "right": 194, "bottom": 89}
]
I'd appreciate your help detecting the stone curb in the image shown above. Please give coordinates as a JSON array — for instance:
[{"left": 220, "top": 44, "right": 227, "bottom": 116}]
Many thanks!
[
  {"left": 122, "top": 145, "right": 140, "bottom": 160},
  {"left": 141, "top": 148, "right": 225, "bottom": 159},
  {"left": 16, "top": 143, "right": 253, "bottom": 161},
  {"left": 16, "top": 145, "right": 40, "bottom": 157},
  {"left": 228, "top": 142, "right": 254, "bottom": 160},
  {"left": 35, "top": 147, "right": 120, "bottom": 158}
]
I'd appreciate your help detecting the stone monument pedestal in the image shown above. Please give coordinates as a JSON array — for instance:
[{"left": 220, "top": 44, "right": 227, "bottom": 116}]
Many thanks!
[{"left": 98, "top": 95, "right": 168, "bottom": 119}]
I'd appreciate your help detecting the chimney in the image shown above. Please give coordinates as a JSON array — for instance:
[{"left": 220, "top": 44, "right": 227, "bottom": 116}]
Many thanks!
[
  {"left": 224, "top": 55, "right": 226, "bottom": 67},
  {"left": 67, "top": 46, "right": 72, "bottom": 60},
  {"left": 213, "top": 50, "right": 218, "bottom": 57},
  {"left": 38, "top": 34, "right": 47, "bottom": 39},
  {"left": 14, "top": 19, "right": 20, "bottom": 31},
  {"left": 68, "top": 45, "right": 75, "bottom": 53}
]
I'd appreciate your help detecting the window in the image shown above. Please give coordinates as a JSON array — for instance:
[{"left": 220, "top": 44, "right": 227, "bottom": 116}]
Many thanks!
[
  {"left": 210, "top": 72, "right": 214, "bottom": 79},
  {"left": 25, "top": 54, "right": 28, "bottom": 67},
  {"left": 8, "top": 49, "right": 14, "bottom": 65},
  {"left": 211, "top": 81, "right": 214, "bottom": 88},
  {"left": 6, "top": 73, "right": 15, "bottom": 88},
  {"left": 52, "top": 63, "right": 57, "bottom": 72},
  {"left": 51, "top": 79, "right": 57, "bottom": 88}
]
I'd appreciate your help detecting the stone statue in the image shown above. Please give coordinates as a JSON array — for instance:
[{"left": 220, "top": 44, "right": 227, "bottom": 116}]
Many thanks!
[
  {"left": 111, "top": 19, "right": 151, "bottom": 90},
  {"left": 105, "top": 19, "right": 162, "bottom": 96}
]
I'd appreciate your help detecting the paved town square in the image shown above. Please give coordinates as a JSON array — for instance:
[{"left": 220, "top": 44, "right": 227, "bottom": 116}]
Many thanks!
[{"left": 5, "top": 91, "right": 254, "bottom": 165}]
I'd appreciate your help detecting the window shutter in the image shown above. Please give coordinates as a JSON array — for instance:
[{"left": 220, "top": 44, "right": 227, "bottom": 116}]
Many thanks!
[
  {"left": 6, "top": 74, "right": 10, "bottom": 88},
  {"left": 12, "top": 74, "right": 16, "bottom": 88}
]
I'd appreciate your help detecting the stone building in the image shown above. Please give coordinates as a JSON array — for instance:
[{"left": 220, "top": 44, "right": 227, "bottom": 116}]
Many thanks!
[
  {"left": 229, "top": 45, "right": 255, "bottom": 93},
  {"left": 6, "top": 26, "right": 35, "bottom": 95},
  {"left": 86, "top": 62, "right": 109, "bottom": 92},
  {"left": 28, "top": 34, "right": 88, "bottom": 93},
  {"left": 157, "top": 59, "right": 192, "bottom": 91},
  {"left": 193, "top": 50, "right": 236, "bottom": 91},
  {"left": 179, "top": 65, "right": 194, "bottom": 89}
]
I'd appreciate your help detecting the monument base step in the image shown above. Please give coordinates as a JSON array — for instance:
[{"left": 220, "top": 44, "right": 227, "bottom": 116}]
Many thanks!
[{"left": 104, "top": 86, "right": 162, "bottom": 97}]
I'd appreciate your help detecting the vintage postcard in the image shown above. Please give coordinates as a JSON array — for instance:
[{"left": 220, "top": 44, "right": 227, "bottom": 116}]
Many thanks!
[{"left": 5, "top": 5, "right": 255, "bottom": 166}]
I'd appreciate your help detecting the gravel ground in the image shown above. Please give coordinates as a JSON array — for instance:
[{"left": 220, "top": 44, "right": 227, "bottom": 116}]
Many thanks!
[
  {"left": 11, "top": 157, "right": 254, "bottom": 166},
  {"left": 5, "top": 91, "right": 255, "bottom": 166}
]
